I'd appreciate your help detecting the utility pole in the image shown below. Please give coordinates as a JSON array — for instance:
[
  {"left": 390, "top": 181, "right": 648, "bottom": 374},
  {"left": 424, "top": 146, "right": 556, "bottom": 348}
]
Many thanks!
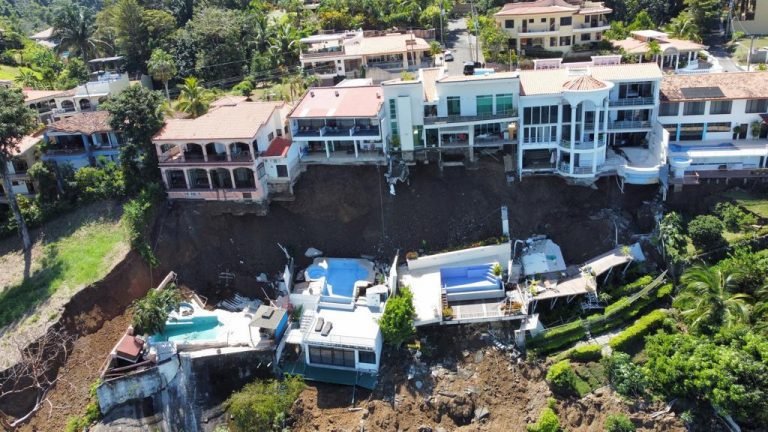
[
  {"left": 439, "top": 0, "right": 445, "bottom": 47},
  {"left": 747, "top": 34, "right": 756, "bottom": 71},
  {"left": 469, "top": 0, "right": 480, "bottom": 64}
]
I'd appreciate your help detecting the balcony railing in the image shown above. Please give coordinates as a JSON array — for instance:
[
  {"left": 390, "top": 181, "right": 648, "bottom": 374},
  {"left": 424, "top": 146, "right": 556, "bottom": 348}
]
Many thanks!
[
  {"left": 558, "top": 162, "right": 595, "bottom": 175},
  {"left": 45, "top": 148, "right": 87, "bottom": 156},
  {"left": 518, "top": 25, "right": 558, "bottom": 34},
  {"left": 573, "top": 21, "right": 609, "bottom": 30},
  {"left": 560, "top": 139, "right": 606, "bottom": 150},
  {"left": 301, "top": 47, "right": 344, "bottom": 58},
  {"left": 610, "top": 120, "right": 651, "bottom": 130},
  {"left": 294, "top": 125, "right": 381, "bottom": 138},
  {"left": 424, "top": 110, "right": 518, "bottom": 125},
  {"left": 609, "top": 97, "right": 655, "bottom": 107}
]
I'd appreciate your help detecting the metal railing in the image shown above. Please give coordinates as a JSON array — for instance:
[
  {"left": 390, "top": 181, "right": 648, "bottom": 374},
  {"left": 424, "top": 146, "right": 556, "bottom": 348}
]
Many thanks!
[
  {"left": 573, "top": 21, "right": 609, "bottom": 29},
  {"left": 424, "top": 110, "right": 517, "bottom": 125},
  {"left": 608, "top": 97, "right": 654, "bottom": 107},
  {"left": 560, "top": 139, "right": 606, "bottom": 150},
  {"left": 558, "top": 162, "right": 596, "bottom": 175},
  {"left": 518, "top": 25, "right": 558, "bottom": 34},
  {"left": 301, "top": 48, "right": 344, "bottom": 58},
  {"left": 610, "top": 120, "right": 652, "bottom": 130}
]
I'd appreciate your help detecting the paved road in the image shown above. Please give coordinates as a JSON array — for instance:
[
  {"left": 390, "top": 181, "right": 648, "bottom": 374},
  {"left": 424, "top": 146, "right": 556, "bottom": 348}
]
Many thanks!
[{"left": 442, "top": 17, "right": 484, "bottom": 76}]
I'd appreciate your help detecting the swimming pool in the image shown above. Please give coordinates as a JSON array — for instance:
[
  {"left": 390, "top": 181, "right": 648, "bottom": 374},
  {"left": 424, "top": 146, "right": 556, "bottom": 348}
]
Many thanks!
[
  {"left": 669, "top": 142, "right": 734, "bottom": 153},
  {"left": 306, "top": 258, "right": 370, "bottom": 299},
  {"left": 153, "top": 315, "right": 223, "bottom": 343}
]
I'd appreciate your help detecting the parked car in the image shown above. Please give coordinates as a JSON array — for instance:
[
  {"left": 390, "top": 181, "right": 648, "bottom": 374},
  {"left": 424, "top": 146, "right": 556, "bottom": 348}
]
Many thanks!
[{"left": 443, "top": 50, "right": 454, "bottom": 62}]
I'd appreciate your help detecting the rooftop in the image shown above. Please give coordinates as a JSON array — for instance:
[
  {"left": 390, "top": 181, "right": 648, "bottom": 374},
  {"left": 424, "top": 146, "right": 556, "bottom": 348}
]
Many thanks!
[
  {"left": 304, "top": 305, "right": 380, "bottom": 349},
  {"left": 14, "top": 132, "right": 44, "bottom": 156},
  {"left": 262, "top": 137, "right": 292, "bottom": 158},
  {"left": 23, "top": 89, "right": 66, "bottom": 102},
  {"left": 494, "top": 0, "right": 610, "bottom": 16},
  {"left": 30, "top": 27, "right": 53, "bottom": 40},
  {"left": 48, "top": 111, "right": 112, "bottom": 135},
  {"left": 519, "top": 63, "right": 662, "bottom": 95},
  {"left": 154, "top": 100, "right": 284, "bottom": 141},
  {"left": 612, "top": 33, "right": 706, "bottom": 55},
  {"left": 438, "top": 71, "right": 520, "bottom": 83},
  {"left": 249, "top": 305, "right": 287, "bottom": 330},
  {"left": 660, "top": 72, "right": 768, "bottom": 101},
  {"left": 421, "top": 67, "right": 443, "bottom": 102},
  {"left": 289, "top": 86, "right": 383, "bottom": 119},
  {"left": 345, "top": 33, "right": 431, "bottom": 56},
  {"left": 563, "top": 75, "right": 608, "bottom": 91}
]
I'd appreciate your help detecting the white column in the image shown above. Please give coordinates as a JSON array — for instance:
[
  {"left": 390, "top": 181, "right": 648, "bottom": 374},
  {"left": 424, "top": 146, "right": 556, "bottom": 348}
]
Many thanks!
[
  {"left": 675, "top": 54, "right": 680, "bottom": 70},
  {"left": 580, "top": 103, "right": 586, "bottom": 144},
  {"left": 160, "top": 168, "right": 170, "bottom": 189},
  {"left": 249, "top": 143, "right": 256, "bottom": 160},
  {"left": 184, "top": 168, "right": 192, "bottom": 189},
  {"left": 354, "top": 140, "right": 359, "bottom": 158},
  {"left": 324, "top": 141, "right": 331, "bottom": 158},
  {"left": 556, "top": 103, "right": 563, "bottom": 144},
  {"left": 592, "top": 109, "right": 599, "bottom": 174},
  {"left": 207, "top": 170, "right": 214, "bottom": 189},
  {"left": 202, "top": 144, "right": 209, "bottom": 162},
  {"left": 468, "top": 127, "right": 475, "bottom": 162},
  {"left": 225, "top": 143, "right": 232, "bottom": 161},
  {"left": 570, "top": 104, "right": 576, "bottom": 175},
  {"left": 229, "top": 169, "right": 236, "bottom": 189}
]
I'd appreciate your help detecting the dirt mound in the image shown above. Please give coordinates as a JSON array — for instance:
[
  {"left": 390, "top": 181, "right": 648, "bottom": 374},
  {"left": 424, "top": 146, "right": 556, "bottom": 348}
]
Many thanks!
[{"left": 290, "top": 347, "right": 683, "bottom": 432}]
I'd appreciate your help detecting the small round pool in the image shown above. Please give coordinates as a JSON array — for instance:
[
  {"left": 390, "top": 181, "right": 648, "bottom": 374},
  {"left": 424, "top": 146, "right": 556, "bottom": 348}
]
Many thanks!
[{"left": 306, "top": 265, "right": 326, "bottom": 280}]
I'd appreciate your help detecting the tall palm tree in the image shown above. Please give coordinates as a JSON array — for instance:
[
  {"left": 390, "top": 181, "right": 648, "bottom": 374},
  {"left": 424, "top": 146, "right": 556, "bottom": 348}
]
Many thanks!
[
  {"left": 147, "top": 49, "right": 177, "bottom": 100},
  {"left": 52, "top": 2, "right": 100, "bottom": 61},
  {"left": 645, "top": 40, "right": 662, "bottom": 65},
  {"left": 676, "top": 265, "right": 752, "bottom": 334},
  {"left": 14, "top": 69, "right": 41, "bottom": 89},
  {"left": 665, "top": 12, "right": 701, "bottom": 42},
  {"left": 175, "top": 77, "right": 212, "bottom": 118},
  {"left": 268, "top": 23, "right": 299, "bottom": 68},
  {"left": 251, "top": 12, "right": 273, "bottom": 53},
  {"left": 429, "top": 40, "right": 442, "bottom": 66}
]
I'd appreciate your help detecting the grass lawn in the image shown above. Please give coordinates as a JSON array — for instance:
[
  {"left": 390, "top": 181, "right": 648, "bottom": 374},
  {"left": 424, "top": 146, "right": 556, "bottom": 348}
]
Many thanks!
[
  {"left": 0, "top": 216, "right": 127, "bottom": 328},
  {"left": 0, "top": 64, "right": 21, "bottom": 80},
  {"left": 572, "top": 362, "right": 607, "bottom": 397},
  {"left": 730, "top": 36, "right": 768, "bottom": 66},
  {"left": 722, "top": 190, "right": 768, "bottom": 219}
]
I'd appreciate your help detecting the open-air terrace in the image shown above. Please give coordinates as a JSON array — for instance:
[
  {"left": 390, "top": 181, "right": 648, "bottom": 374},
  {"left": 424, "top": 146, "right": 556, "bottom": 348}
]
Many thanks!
[
  {"left": 293, "top": 119, "right": 381, "bottom": 139},
  {"left": 158, "top": 142, "right": 255, "bottom": 164},
  {"left": 424, "top": 110, "right": 518, "bottom": 126}
]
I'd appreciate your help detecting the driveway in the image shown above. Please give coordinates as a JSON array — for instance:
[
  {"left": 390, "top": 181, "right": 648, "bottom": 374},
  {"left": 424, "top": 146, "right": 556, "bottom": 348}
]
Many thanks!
[
  {"left": 706, "top": 34, "right": 744, "bottom": 72},
  {"left": 442, "top": 17, "right": 484, "bottom": 76}
]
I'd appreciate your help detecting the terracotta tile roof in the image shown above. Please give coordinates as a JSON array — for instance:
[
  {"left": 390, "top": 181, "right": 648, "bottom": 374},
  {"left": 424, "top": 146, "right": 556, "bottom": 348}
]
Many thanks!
[
  {"left": 288, "top": 86, "right": 383, "bottom": 119},
  {"left": 14, "top": 132, "right": 44, "bottom": 156},
  {"left": 660, "top": 72, "right": 768, "bottom": 101},
  {"left": 563, "top": 75, "right": 608, "bottom": 91},
  {"left": 345, "top": 33, "right": 431, "bottom": 56},
  {"left": 23, "top": 89, "right": 66, "bottom": 102},
  {"left": 612, "top": 36, "right": 706, "bottom": 55},
  {"left": 48, "top": 111, "right": 112, "bottom": 135},
  {"left": 210, "top": 95, "right": 248, "bottom": 107},
  {"left": 262, "top": 137, "right": 291, "bottom": 158},
  {"left": 154, "top": 101, "right": 284, "bottom": 141},
  {"left": 495, "top": 0, "right": 579, "bottom": 16},
  {"left": 519, "top": 63, "right": 661, "bottom": 95}
]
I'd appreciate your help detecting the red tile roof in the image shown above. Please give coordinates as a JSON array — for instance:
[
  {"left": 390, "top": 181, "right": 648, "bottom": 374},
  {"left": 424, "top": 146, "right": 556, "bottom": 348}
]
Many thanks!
[
  {"left": 154, "top": 101, "right": 285, "bottom": 141},
  {"left": 115, "top": 334, "right": 144, "bottom": 362},
  {"left": 563, "top": 75, "right": 608, "bottom": 91},
  {"left": 660, "top": 72, "right": 768, "bottom": 101},
  {"left": 48, "top": 111, "right": 113, "bottom": 135},
  {"left": 263, "top": 137, "right": 291, "bottom": 158},
  {"left": 289, "top": 86, "right": 383, "bottom": 119}
]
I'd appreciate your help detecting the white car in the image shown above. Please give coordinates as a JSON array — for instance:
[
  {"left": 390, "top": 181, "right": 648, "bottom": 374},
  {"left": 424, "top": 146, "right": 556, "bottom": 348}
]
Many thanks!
[{"left": 443, "top": 50, "right": 454, "bottom": 62}]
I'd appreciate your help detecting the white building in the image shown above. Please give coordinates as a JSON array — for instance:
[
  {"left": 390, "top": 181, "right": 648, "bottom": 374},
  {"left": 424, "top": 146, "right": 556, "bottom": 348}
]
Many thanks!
[
  {"left": 517, "top": 58, "right": 665, "bottom": 184},
  {"left": 52, "top": 57, "right": 130, "bottom": 119},
  {"left": 381, "top": 67, "right": 520, "bottom": 163},
  {"left": 153, "top": 98, "right": 300, "bottom": 203},
  {"left": 288, "top": 85, "right": 386, "bottom": 164},
  {"left": 494, "top": 0, "right": 612, "bottom": 56},
  {"left": 658, "top": 72, "right": 768, "bottom": 188},
  {"left": 299, "top": 30, "right": 431, "bottom": 83},
  {"left": 611, "top": 30, "right": 714, "bottom": 73},
  {"left": 0, "top": 134, "right": 40, "bottom": 205},
  {"left": 282, "top": 257, "right": 396, "bottom": 388}
]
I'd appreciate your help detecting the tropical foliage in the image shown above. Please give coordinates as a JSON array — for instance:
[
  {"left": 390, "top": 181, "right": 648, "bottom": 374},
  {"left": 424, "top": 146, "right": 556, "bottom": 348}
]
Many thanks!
[
  {"left": 379, "top": 286, "right": 416, "bottom": 348},
  {"left": 131, "top": 284, "right": 182, "bottom": 335},
  {"left": 225, "top": 375, "right": 305, "bottom": 432},
  {"left": 674, "top": 265, "right": 751, "bottom": 334},
  {"left": 175, "top": 77, "right": 213, "bottom": 118}
]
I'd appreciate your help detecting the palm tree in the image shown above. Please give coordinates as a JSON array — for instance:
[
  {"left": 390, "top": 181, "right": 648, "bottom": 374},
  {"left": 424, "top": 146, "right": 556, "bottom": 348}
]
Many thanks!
[
  {"left": 251, "top": 12, "right": 273, "bottom": 53},
  {"left": 147, "top": 49, "right": 177, "bottom": 100},
  {"left": 52, "top": 2, "right": 100, "bottom": 61},
  {"left": 665, "top": 12, "right": 701, "bottom": 42},
  {"left": 645, "top": 40, "right": 662, "bottom": 65},
  {"left": 268, "top": 23, "right": 299, "bottom": 68},
  {"left": 675, "top": 265, "right": 752, "bottom": 333},
  {"left": 175, "top": 77, "right": 212, "bottom": 118},
  {"left": 429, "top": 40, "right": 442, "bottom": 66},
  {"left": 14, "top": 69, "right": 41, "bottom": 89}
]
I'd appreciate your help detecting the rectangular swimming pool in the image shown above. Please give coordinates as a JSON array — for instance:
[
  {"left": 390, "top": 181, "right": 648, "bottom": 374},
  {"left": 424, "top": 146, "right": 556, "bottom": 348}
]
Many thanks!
[{"left": 153, "top": 315, "right": 222, "bottom": 343}]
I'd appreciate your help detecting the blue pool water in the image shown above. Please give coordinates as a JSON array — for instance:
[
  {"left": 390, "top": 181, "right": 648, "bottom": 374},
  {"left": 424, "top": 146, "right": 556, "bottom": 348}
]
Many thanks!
[
  {"left": 153, "top": 315, "right": 222, "bottom": 343},
  {"left": 669, "top": 142, "right": 734, "bottom": 153},
  {"left": 308, "top": 259, "right": 369, "bottom": 298}
]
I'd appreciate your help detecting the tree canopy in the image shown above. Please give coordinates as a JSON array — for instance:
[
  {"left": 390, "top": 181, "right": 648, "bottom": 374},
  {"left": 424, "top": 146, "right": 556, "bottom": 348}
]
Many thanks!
[{"left": 379, "top": 286, "right": 416, "bottom": 348}]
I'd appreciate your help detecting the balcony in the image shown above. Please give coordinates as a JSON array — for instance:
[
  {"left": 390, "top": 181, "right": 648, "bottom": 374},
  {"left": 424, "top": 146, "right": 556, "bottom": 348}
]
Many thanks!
[
  {"left": 609, "top": 120, "right": 651, "bottom": 130},
  {"left": 301, "top": 47, "right": 344, "bottom": 59},
  {"left": 424, "top": 110, "right": 517, "bottom": 126},
  {"left": 559, "top": 139, "right": 606, "bottom": 151},
  {"left": 609, "top": 97, "right": 655, "bottom": 107},
  {"left": 572, "top": 21, "right": 610, "bottom": 32},
  {"left": 517, "top": 25, "right": 559, "bottom": 35},
  {"left": 558, "top": 162, "right": 596, "bottom": 175}
]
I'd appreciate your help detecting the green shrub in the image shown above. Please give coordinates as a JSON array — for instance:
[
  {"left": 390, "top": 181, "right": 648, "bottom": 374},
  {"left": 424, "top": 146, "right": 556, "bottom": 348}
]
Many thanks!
[
  {"left": 527, "top": 406, "right": 561, "bottom": 432},
  {"left": 528, "top": 320, "right": 587, "bottom": 354},
  {"left": 609, "top": 310, "right": 670, "bottom": 353},
  {"left": 715, "top": 202, "right": 757, "bottom": 232},
  {"left": 688, "top": 215, "right": 726, "bottom": 251},
  {"left": 131, "top": 285, "right": 182, "bottom": 335},
  {"left": 546, "top": 360, "right": 580, "bottom": 396},
  {"left": 602, "top": 352, "right": 646, "bottom": 397},
  {"left": 122, "top": 186, "right": 161, "bottom": 265},
  {"left": 605, "top": 413, "right": 635, "bottom": 432},
  {"left": 226, "top": 376, "right": 305, "bottom": 432},
  {"left": 73, "top": 161, "right": 125, "bottom": 201},
  {"left": 612, "top": 275, "right": 653, "bottom": 298},
  {"left": 569, "top": 344, "right": 603, "bottom": 362}
]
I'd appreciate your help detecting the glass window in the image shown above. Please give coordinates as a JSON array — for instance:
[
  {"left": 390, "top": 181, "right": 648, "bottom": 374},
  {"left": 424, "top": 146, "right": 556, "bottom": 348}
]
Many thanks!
[
  {"left": 580, "top": 33, "right": 590, "bottom": 41},
  {"left": 679, "top": 123, "right": 704, "bottom": 141},
  {"left": 746, "top": 99, "right": 768, "bottom": 113},
  {"left": 505, "top": 19, "right": 514, "bottom": 29},
  {"left": 276, "top": 165, "right": 288, "bottom": 178},
  {"left": 707, "top": 122, "right": 731, "bottom": 133},
  {"left": 268, "top": 132, "right": 275, "bottom": 141},
  {"left": 560, "top": 16, "right": 572, "bottom": 26},
  {"left": 257, "top": 163, "right": 266, "bottom": 179},
  {"left": 550, "top": 37, "right": 557, "bottom": 47},
  {"left": 309, "top": 346, "right": 355, "bottom": 367},
  {"left": 659, "top": 102, "right": 679, "bottom": 116},
  {"left": 496, "top": 94, "right": 514, "bottom": 115},
  {"left": 476, "top": 95, "right": 493, "bottom": 116},
  {"left": 447, "top": 96, "right": 461, "bottom": 116},
  {"left": 388, "top": 99, "right": 397, "bottom": 119},
  {"left": 359, "top": 351, "right": 376, "bottom": 364},
  {"left": 683, "top": 101, "right": 705, "bottom": 115},
  {"left": 559, "top": 36, "right": 571, "bottom": 46},
  {"left": 709, "top": 100, "right": 732, "bottom": 115}
]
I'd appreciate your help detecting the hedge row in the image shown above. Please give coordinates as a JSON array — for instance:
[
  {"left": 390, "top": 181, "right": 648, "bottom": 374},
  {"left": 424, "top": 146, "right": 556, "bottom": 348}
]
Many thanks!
[
  {"left": 528, "top": 279, "right": 673, "bottom": 356},
  {"left": 609, "top": 309, "right": 671, "bottom": 352},
  {"left": 568, "top": 344, "right": 603, "bottom": 362}
]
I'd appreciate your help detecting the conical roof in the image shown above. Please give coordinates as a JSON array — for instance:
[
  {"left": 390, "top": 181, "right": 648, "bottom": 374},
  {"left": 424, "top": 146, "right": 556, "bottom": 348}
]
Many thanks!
[{"left": 563, "top": 75, "right": 608, "bottom": 91}]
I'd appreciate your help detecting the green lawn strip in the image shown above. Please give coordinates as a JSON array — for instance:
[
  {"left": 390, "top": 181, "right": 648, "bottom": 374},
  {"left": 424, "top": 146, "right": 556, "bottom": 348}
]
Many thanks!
[
  {"left": 0, "top": 220, "right": 126, "bottom": 328},
  {"left": 731, "top": 37, "right": 768, "bottom": 65},
  {"left": 722, "top": 190, "right": 768, "bottom": 219},
  {"left": 573, "top": 362, "right": 607, "bottom": 395},
  {"left": 0, "top": 64, "right": 21, "bottom": 80}
]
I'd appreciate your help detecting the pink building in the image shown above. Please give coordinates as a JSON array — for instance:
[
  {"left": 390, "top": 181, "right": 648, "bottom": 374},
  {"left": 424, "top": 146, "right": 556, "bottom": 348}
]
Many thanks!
[{"left": 153, "top": 98, "right": 301, "bottom": 203}]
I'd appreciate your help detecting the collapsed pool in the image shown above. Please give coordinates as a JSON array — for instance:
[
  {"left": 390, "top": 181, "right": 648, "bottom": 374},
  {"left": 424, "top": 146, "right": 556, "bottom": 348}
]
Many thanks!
[
  {"left": 306, "top": 258, "right": 371, "bottom": 299},
  {"left": 152, "top": 314, "right": 223, "bottom": 343}
]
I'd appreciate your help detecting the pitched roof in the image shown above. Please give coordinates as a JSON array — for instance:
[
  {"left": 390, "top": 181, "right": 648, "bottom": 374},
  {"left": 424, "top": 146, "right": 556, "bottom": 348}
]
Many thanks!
[
  {"left": 495, "top": 0, "right": 579, "bottom": 16},
  {"left": 48, "top": 111, "right": 112, "bottom": 135},
  {"left": 660, "top": 72, "right": 768, "bottom": 101},
  {"left": 15, "top": 132, "right": 43, "bottom": 156},
  {"left": 288, "top": 86, "right": 383, "bottom": 119},
  {"left": 262, "top": 137, "right": 292, "bottom": 158},
  {"left": 345, "top": 33, "right": 431, "bottom": 56},
  {"left": 154, "top": 101, "right": 284, "bottom": 141},
  {"left": 30, "top": 27, "right": 54, "bottom": 40},
  {"left": 519, "top": 63, "right": 661, "bottom": 95},
  {"left": 563, "top": 75, "right": 608, "bottom": 91},
  {"left": 23, "top": 89, "right": 66, "bottom": 102},
  {"left": 612, "top": 35, "right": 706, "bottom": 54}
]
